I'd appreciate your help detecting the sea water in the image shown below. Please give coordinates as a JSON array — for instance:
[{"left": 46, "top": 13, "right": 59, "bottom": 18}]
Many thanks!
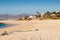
[
  {"left": 0, "top": 18, "right": 17, "bottom": 28},
  {"left": 0, "top": 23, "right": 18, "bottom": 28},
  {"left": 0, "top": 23, "right": 6, "bottom": 28}
]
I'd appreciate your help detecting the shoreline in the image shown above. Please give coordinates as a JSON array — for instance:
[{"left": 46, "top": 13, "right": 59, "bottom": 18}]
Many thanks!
[
  {"left": 0, "top": 20, "right": 60, "bottom": 33},
  {"left": 0, "top": 20, "right": 60, "bottom": 40}
]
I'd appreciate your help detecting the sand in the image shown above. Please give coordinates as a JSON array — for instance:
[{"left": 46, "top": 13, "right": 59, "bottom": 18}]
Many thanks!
[{"left": 0, "top": 20, "right": 60, "bottom": 40}]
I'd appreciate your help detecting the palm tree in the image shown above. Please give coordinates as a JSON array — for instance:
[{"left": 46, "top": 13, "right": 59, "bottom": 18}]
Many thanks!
[
  {"left": 43, "top": 11, "right": 50, "bottom": 18},
  {"left": 35, "top": 11, "right": 41, "bottom": 19}
]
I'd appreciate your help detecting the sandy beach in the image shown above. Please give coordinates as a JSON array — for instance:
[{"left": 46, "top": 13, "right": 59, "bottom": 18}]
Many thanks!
[{"left": 0, "top": 20, "right": 60, "bottom": 40}]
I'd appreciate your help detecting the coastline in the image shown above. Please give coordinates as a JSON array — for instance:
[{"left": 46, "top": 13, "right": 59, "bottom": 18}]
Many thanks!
[
  {"left": 0, "top": 20, "right": 60, "bottom": 33},
  {"left": 0, "top": 20, "right": 60, "bottom": 40}
]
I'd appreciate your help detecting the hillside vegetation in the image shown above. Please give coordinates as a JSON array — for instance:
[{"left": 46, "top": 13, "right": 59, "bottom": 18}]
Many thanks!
[{"left": 18, "top": 11, "right": 60, "bottom": 20}]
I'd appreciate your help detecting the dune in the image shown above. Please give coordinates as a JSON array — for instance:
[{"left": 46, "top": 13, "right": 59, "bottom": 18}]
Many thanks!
[{"left": 0, "top": 20, "right": 60, "bottom": 40}]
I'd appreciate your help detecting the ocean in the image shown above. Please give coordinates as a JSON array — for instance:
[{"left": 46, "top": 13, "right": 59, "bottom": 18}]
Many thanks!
[
  {"left": 0, "top": 23, "right": 6, "bottom": 28},
  {"left": 0, "top": 18, "right": 17, "bottom": 28},
  {"left": 0, "top": 18, "right": 8, "bottom": 28}
]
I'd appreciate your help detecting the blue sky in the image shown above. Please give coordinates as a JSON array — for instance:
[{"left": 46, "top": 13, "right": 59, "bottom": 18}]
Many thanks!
[{"left": 0, "top": 0, "right": 60, "bottom": 15}]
